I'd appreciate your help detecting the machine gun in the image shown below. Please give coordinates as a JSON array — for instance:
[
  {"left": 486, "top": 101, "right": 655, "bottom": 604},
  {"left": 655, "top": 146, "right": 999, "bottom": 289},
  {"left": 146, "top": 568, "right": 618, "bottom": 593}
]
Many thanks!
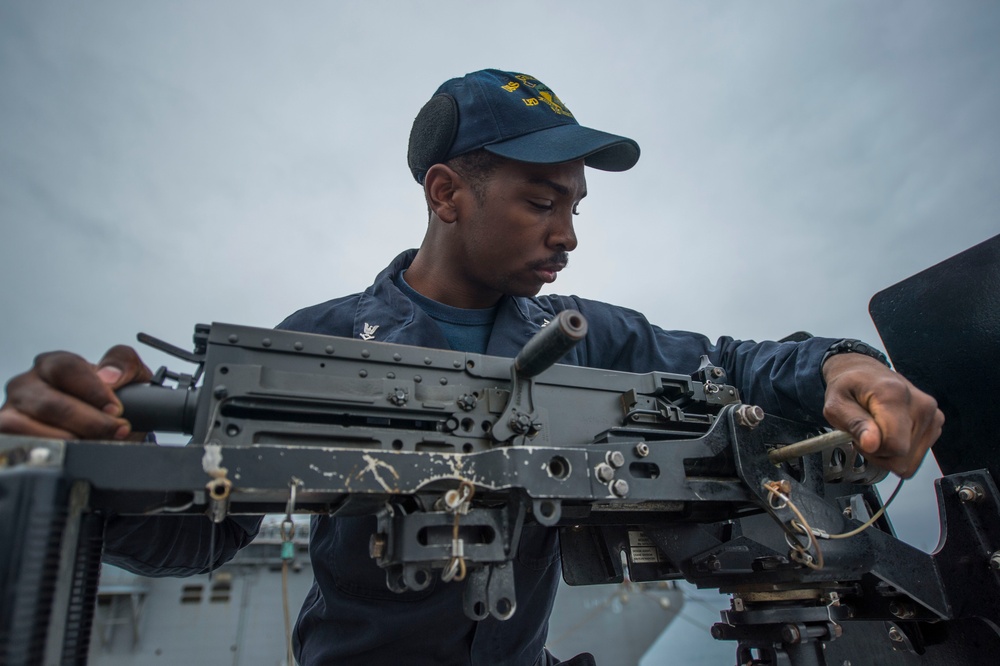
[{"left": 2, "top": 235, "right": 999, "bottom": 665}]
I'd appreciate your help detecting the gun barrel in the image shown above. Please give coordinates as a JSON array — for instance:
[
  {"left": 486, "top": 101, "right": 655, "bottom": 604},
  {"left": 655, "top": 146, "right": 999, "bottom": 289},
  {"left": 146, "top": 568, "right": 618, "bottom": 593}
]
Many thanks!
[{"left": 514, "top": 310, "right": 588, "bottom": 378}]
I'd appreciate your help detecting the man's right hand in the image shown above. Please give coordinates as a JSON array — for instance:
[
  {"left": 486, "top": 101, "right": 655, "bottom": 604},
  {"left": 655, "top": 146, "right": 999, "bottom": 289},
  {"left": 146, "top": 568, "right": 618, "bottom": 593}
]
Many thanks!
[{"left": 0, "top": 345, "right": 153, "bottom": 440}]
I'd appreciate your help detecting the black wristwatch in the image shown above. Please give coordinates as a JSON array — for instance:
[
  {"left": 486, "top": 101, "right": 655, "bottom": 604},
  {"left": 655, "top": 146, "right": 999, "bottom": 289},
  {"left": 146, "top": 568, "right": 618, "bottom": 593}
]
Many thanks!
[{"left": 821, "top": 339, "right": 891, "bottom": 369}]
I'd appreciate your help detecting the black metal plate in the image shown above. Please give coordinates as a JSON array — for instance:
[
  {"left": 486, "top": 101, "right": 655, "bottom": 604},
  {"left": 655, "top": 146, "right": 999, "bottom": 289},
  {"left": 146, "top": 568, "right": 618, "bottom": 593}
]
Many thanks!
[{"left": 869, "top": 234, "right": 1000, "bottom": 481}]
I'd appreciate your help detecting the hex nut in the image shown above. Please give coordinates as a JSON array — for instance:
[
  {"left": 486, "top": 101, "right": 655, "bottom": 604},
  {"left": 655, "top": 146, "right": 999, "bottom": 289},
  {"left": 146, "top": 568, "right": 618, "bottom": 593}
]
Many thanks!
[{"left": 611, "top": 479, "right": 630, "bottom": 497}]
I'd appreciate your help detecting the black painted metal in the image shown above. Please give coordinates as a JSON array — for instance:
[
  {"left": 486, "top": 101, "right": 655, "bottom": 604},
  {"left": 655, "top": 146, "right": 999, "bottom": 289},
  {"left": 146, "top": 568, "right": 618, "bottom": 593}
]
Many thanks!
[{"left": 870, "top": 233, "right": 1000, "bottom": 482}]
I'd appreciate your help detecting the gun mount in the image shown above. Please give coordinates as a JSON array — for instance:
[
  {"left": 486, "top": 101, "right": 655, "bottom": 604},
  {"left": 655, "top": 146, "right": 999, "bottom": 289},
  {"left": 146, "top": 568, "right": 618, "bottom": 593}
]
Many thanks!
[{"left": 2, "top": 235, "right": 999, "bottom": 665}]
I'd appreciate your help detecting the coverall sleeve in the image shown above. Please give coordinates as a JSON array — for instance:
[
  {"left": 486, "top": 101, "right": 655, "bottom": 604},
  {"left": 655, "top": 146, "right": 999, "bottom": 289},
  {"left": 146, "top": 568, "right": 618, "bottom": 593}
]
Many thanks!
[
  {"left": 562, "top": 296, "right": 838, "bottom": 425},
  {"left": 102, "top": 513, "right": 263, "bottom": 577}
]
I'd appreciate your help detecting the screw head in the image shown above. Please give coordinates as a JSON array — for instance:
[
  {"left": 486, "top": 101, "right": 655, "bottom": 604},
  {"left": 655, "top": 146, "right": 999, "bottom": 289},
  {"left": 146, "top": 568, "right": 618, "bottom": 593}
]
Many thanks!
[
  {"left": 607, "top": 451, "right": 625, "bottom": 468},
  {"left": 889, "top": 601, "right": 915, "bottom": 619},
  {"left": 388, "top": 388, "right": 408, "bottom": 406},
  {"left": 595, "top": 463, "right": 615, "bottom": 483},
  {"left": 509, "top": 412, "right": 533, "bottom": 435},
  {"left": 957, "top": 483, "right": 984, "bottom": 503},
  {"left": 611, "top": 479, "right": 630, "bottom": 497},
  {"left": 780, "top": 623, "right": 801, "bottom": 644},
  {"left": 635, "top": 443, "right": 650, "bottom": 458},
  {"left": 989, "top": 551, "right": 1000, "bottom": 570},
  {"left": 735, "top": 404, "right": 765, "bottom": 428},
  {"left": 888, "top": 626, "right": 904, "bottom": 642}
]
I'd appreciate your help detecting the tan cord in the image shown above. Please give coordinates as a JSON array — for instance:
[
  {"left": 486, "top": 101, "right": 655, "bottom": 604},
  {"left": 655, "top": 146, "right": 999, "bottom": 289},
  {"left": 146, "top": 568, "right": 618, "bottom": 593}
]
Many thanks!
[
  {"left": 764, "top": 481, "right": 825, "bottom": 570},
  {"left": 825, "top": 477, "right": 905, "bottom": 540}
]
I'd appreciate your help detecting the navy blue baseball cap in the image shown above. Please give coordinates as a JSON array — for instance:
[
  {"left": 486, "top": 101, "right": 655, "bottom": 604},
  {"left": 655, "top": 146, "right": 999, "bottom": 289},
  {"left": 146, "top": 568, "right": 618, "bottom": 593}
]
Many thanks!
[{"left": 408, "top": 69, "right": 640, "bottom": 184}]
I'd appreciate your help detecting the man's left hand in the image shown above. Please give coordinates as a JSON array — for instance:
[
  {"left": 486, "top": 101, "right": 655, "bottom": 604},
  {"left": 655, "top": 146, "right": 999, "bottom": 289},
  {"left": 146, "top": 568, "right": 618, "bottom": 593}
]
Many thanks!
[{"left": 821, "top": 353, "right": 944, "bottom": 478}]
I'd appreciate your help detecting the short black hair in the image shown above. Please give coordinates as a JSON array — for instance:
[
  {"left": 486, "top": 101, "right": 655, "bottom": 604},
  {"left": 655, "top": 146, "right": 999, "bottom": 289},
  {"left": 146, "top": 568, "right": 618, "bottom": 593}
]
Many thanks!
[{"left": 446, "top": 149, "right": 506, "bottom": 201}]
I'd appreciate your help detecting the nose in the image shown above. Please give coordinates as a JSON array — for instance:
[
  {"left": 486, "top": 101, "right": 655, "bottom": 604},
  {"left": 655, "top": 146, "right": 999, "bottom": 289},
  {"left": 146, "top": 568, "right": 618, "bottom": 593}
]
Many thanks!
[{"left": 548, "top": 210, "right": 578, "bottom": 253}]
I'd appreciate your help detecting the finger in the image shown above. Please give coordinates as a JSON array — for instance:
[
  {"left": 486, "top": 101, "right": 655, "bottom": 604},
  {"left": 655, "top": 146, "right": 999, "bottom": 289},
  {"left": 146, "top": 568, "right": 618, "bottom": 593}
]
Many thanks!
[
  {"left": 31, "top": 351, "right": 122, "bottom": 414},
  {"left": 0, "top": 405, "right": 95, "bottom": 440},
  {"left": 823, "top": 394, "right": 882, "bottom": 456},
  {"left": 0, "top": 388, "right": 132, "bottom": 440}
]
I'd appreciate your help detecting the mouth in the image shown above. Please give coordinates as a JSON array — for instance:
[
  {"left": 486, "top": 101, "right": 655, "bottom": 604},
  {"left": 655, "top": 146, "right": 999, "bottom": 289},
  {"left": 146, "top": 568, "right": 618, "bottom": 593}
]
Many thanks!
[{"left": 533, "top": 262, "right": 566, "bottom": 284}]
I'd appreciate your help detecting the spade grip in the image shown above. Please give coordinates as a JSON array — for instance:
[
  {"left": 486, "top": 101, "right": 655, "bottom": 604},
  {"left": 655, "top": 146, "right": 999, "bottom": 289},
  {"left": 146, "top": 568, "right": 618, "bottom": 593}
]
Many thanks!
[{"left": 514, "top": 310, "right": 588, "bottom": 378}]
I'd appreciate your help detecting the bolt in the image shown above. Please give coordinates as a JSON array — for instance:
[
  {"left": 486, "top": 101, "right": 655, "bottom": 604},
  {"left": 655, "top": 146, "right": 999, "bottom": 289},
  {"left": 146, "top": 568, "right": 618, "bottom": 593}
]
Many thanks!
[
  {"left": 611, "top": 479, "right": 630, "bottom": 497},
  {"left": 388, "top": 388, "right": 408, "bottom": 406},
  {"left": 989, "top": 551, "right": 1000, "bottom": 571},
  {"left": 888, "top": 626, "right": 904, "bottom": 643},
  {"left": 957, "top": 483, "right": 984, "bottom": 503},
  {"left": 735, "top": 404, "right": 766, "bottom": 428},
  {"left": 635, "top": 442, "right": 650, "bottom": 458},
  {"left": 213, "top": 385, "right": 228, "bottom": 399},
  {"left": 607, "top": 451, "right": 625, "bottom": 468},
  {"left": 889, "top": 601, "right": 915, "bottom": 619},
  {"left": 369, "top": 534, "right": 386, "bottom": 559},
  {"left": 29, "top": 447, "right": 51, "bottom": 465},
  {"left": 509, "top": 412, "right": 533, "bottom": 435},
  {"left": 843, "top": 506, "right": 853, "bottom": 519},
  {"left": 595, "top": 463, "right": 615, "bottom": 483},
  {"left": 780, "top": 624, "right": 801, "bottom": 644},
  {"left": 457, "top": 393, "right": 478, "bottom": 411},
  {"left": 711, "top": 367, "right": 725, "bottom": 378}
]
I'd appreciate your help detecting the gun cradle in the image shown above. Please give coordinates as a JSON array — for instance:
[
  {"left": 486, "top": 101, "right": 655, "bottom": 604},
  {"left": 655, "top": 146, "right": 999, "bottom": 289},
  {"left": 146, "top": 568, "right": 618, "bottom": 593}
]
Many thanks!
[{"left": 2, "top": 316, "right": 999, "bottom": 665}]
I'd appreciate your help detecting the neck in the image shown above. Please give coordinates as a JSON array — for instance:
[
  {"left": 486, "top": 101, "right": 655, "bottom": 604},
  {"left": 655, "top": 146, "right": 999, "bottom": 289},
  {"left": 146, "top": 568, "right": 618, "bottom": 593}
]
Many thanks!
[{"left": 406, "top": 246, "right": 502, "bottom": 310}]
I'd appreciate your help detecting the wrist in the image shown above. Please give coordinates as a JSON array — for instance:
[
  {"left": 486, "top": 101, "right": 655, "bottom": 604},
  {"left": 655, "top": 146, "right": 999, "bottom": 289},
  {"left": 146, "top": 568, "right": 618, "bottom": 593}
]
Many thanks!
[
  {"left": 821, "top": 339, "right": 890, "bottom": 370},
  {"left": 821, "top": 346, "right": 890, "bottom": 384}
]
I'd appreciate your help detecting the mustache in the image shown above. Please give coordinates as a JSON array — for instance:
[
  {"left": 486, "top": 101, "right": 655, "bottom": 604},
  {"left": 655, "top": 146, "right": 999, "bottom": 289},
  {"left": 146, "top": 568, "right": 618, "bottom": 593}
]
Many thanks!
[{"left": 528, "top": 252, "right": 570, "bottom": 270}]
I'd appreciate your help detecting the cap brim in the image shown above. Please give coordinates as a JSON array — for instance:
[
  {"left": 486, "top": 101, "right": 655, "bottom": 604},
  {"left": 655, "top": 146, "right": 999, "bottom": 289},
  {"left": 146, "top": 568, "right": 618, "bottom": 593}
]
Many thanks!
[{"left": 484, "top": 124, "right": 640, "bottom": 172}]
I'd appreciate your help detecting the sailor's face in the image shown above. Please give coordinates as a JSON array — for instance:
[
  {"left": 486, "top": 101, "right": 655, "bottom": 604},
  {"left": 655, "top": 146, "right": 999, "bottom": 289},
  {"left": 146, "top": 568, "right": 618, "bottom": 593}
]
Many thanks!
[{"left": 456, "top": 158, "right": 586, "bottom": 304}]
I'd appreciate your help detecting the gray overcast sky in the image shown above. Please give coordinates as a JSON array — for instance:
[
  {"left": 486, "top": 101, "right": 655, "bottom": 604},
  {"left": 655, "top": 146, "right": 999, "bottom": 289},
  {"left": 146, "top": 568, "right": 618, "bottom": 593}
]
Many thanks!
[{"left": 1, "top": 2, "right": 998, "bottom": 664}]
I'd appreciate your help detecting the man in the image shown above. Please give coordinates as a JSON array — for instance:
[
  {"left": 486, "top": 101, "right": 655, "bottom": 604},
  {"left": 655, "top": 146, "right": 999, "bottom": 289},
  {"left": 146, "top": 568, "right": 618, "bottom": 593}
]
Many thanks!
[{"left": 0, "top": 69, "right": 943, "bottom": 665}]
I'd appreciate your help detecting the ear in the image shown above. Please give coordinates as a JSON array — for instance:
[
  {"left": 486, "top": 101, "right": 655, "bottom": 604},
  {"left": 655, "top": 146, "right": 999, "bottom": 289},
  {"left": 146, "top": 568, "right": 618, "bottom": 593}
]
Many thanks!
[{"left": 424, "top": 164, "right": 466, "bottom": 224}]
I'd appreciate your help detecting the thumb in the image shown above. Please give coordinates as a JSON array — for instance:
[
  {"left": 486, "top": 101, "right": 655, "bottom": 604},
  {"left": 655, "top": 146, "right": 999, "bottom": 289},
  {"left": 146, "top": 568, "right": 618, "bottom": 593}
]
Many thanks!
[
  {"left": 824, "top": 398, "right": 883, "bottom": 457},
  {"left": 96, "top": 345, "right": 153, "bottom": 390}
]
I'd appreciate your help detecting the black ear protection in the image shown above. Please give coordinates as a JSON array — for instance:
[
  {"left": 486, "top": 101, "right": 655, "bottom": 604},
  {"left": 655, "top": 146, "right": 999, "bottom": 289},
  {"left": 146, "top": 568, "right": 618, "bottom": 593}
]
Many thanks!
[{"left": 407, "top": 94, "right": 459, "bottom": 184}]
